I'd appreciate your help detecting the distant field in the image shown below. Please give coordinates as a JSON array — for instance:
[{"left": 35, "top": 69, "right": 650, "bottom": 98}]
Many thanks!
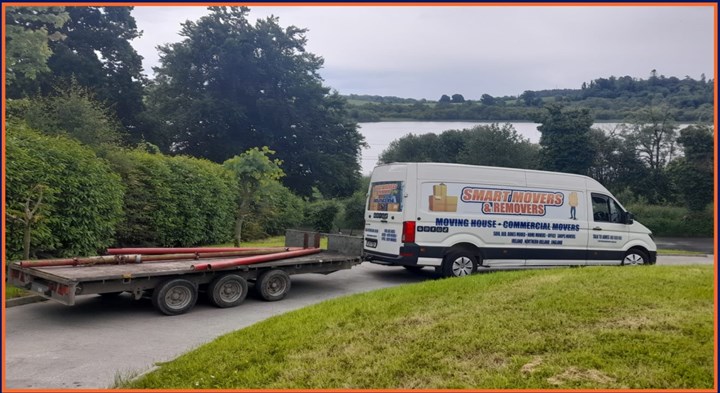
[{"left": 123, "top": 265, "right": 714, "bottom": 389}]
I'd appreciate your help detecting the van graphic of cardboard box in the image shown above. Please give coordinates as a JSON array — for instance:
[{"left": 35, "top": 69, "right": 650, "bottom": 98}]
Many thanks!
[{"left": 429, "top": 183, "right": 457, "bottom": 212}]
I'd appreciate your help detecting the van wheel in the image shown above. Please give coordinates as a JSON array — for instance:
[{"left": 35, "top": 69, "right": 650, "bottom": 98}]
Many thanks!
[
  {"left": 208, "top": 274, "right": 248, "bottom": 308},
  {"left": 441, "top": 251, "right": 477, "bottom": 278},
  {"left": 622, "top": 249, "right": 649, "bottom": 266}
]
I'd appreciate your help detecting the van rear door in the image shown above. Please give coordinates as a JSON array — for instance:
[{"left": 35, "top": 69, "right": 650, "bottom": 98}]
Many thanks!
[{"left": 364, "top": 165, "right": 409, "bottom": 258}]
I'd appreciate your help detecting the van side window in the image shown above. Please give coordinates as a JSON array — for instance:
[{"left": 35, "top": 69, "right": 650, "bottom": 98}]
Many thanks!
[{"left": 591, "top": 193, "right": 624, "bottom": 223}]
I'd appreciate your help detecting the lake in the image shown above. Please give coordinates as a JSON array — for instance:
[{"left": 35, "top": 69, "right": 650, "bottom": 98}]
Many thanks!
[{"left": 357, "top": 121, "right": 624, "bottom": 175}]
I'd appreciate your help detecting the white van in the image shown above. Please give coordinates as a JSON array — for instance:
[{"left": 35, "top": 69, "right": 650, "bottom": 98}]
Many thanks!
[{"left": 363, "top": 163, "right": 657, "bottom": 277}]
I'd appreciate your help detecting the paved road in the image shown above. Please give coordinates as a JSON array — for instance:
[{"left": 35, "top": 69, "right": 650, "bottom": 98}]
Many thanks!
[
  {"left": 4, "top": 255, "right": 715, "bottom": 389},
  {"left": 654, "top": 237, "right": 715, "bottom": 254}
]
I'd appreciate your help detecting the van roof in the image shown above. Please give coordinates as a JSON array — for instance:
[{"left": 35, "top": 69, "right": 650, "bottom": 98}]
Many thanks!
[{"left": 376, "top": 162, "right": 594, "bottom": 182}]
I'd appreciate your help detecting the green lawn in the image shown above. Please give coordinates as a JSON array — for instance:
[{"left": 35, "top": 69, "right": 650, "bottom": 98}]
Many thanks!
[{"left": 123, "top": 265, "right": 714, "bottom": 389}]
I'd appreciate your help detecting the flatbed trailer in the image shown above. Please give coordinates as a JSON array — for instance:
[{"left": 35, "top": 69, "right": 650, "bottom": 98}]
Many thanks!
[{"left": 7, "top": 231, "right": 362, "bottom": 315}]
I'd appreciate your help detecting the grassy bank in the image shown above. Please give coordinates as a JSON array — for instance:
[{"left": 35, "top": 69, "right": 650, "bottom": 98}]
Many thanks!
[
  {"left": 124, "top": 265, "right": 714, "bottom": 389},
  {"left": 626, "top": 203, "right": 713, "bottom": 237}
]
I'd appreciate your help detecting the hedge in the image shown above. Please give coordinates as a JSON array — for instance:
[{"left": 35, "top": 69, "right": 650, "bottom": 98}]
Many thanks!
[
  {"left": 106, "top": 149, "right": 237, "bottom": 247},
  {"left": 5, "top": 125, "right": 124, "bottom": 260}
]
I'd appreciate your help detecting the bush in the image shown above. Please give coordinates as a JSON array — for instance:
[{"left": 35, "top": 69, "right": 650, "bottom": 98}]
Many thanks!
[
  {"left": 6, "top": 125, "right": 124, "bottom": 259},
  {"left": 304, "top": 200, "right": 341, "bottom": 233},
  {"left": 107, "top": 148, "right": 237, "bottom": 247},
  {"left": 625, "top": 203, "right": 713, "bottom": 237}
]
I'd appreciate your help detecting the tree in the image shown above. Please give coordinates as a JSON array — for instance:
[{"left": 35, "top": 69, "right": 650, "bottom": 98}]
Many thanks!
[
  {"left": 457, "top": 124, "right": 539, "bottom": 169},
  {"left": 520, "top": 90, "right": 542, "bottom": 106},
  {"left": 39, "top": 6, "right": 147, "bottom": 140},
  {"left": 438, "top": 94, "right": 451, "bottom": 103},
  {"left": 451, "top": 94, "right": 465, "bottom": 103},
  {"left": 5, "top": 6, "right": 69, "bottom": 92},
  {"left": 536, "top": 104, "right": 595, "bottom": 175},
  {"left": 668, "top": 125, "right": 714, "bottom": 211},
  {"left": 587, "top": 127, "right": 647, "bottom": 195},
  {"left": 223, "top": 147, "right": 285, "bottom": 246},
  {"left": 22, "top": 80, "right": 123, "bottom": 148},
  {"left": 622, "top": 106, "right": 679, "bottom": 171},
  {"left": 480, "top": 94, "right": 496, "bottom": 105},
  {"left": 148, "top": 6, "right": 364, "bottom": 197}
]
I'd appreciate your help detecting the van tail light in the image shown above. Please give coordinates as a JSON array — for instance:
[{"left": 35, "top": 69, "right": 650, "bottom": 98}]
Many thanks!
[{"left": 402, "top": 221, "right": 416, "bottom": 243}]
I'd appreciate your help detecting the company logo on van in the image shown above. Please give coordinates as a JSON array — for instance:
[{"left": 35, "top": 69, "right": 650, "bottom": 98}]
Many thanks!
[{"left": 461, "top": 187, "right": 564, "bottom": 216}]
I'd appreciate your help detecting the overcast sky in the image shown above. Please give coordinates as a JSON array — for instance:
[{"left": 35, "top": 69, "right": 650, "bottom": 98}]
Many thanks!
[{"left": 130, "top": 5, "right": 715, "bottom": 100}]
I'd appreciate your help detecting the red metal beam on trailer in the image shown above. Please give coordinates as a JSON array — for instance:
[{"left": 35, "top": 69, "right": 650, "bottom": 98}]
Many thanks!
[
  {"left": 192, "top": 248, "right": 322, "bottom": 271},
  {"left": 105, "top": 247, "right": 299, "bottom": 255}
]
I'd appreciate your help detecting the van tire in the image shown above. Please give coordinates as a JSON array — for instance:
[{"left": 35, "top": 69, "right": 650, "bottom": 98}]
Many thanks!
[
  {"left": 622, "top": 249, "right": 649, "bottom": 266},
  {"left": 441, "top": 251, "right": 477, "bottom": 278}
]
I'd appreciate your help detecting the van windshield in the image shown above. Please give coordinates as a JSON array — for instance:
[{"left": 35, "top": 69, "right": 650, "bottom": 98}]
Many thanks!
[{"left": 368, "top": 181, "right": 403, "bottom": 212}]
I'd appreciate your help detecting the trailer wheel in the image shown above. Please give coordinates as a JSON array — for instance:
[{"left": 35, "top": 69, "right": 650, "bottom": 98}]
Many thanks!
[
  {"left": 256, "top": 270, "right": 291, "bottom": 301},
  {"left": 208, "top": 274, "right": 248, "bottom": 308},
  {"left": 152, "top": 279, "right": 197, "bottom": 315},
  {"left": 441, "top": 251, "right": 477, "bottom": 278}
]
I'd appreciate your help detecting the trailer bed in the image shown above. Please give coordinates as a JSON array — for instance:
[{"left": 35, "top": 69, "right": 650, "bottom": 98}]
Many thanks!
[{"left": 13, "top": 251, "right": 355, "bottom": 283}]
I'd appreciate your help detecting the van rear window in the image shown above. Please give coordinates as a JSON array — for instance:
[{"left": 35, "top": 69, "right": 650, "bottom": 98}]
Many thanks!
[{"left": 368, "top": 181, "right": 403, "bottom": 212}]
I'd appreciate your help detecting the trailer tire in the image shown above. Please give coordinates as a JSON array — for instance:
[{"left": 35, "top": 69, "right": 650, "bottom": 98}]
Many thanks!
[
  {"left": 208, "top": 274, "right": 248, "bottom": 308},
  {"left": 256, "top": 269, "right": 291, "bottom": 301},
  {"left": 152, "top": 279, "right": 198, "bottom": 315}
]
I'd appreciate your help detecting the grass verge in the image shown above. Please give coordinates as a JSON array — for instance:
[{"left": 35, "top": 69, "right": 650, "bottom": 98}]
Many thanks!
[
  {"left": 5, "top": 285, "right": 30, "bottom": 299},
  {"left": 657, "top": 249, "right": 708, "bottom": 256},
  {"left": 123, "top": 265, "right": 714, "bottom": 389}
]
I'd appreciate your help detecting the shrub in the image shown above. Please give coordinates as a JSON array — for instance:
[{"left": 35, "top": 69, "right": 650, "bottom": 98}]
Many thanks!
[
  {"left": 304, "top": 200, "right": 341, "bottom": 233},
  {"left": 625, "top": 203, "right": 713, "bottom": 237},
  {"left": 5, "top": 125, "right": 124, "bottom": 259}
]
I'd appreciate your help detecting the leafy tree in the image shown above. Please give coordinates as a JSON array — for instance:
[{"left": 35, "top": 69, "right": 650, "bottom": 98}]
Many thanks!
[
  {"left": 536, "top": 104, "right": 595, "bottom": 175},
  {"left": 520, "top": 90, "right": 542, "bottom": 106},
  {"left": 622, "top": 106, "right": 679, "bottom": 170},
  {"left": 223, "top": 147, "right": 285, "bottom": 246},
  {"left": 22, "top": 80, "right": 123, "bottom": 147},
  {"left": 587, "top": 127, "right": 648, "bottom": 196},
  {"left": 668, "top": 125, "right": 714, "bottom": 211},
  {"left": 457, "top": 124, "right": 539, "bottom": 169},
  {"left": 5, "top": 6, "right": 69, "bottom": 92},
  {"left": 438, "top": 94, "right": 451, "bottom": 103},
  {"left": 480, "top": 94, "right": 496, "bottom": 105},
  {"left": 451, "top": 94, "right": 465, "bottom": 103},
  {"left": 148, "top": 6, "right": 364, "bottom": 197},
  {"left": 304, "top": 200, "right": 341, "bottom": 233},
  {"left": 33, "top": 6, "right": 147, "bottom": 140}
]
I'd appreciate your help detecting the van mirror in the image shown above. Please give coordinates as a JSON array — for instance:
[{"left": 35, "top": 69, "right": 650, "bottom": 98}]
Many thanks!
[{"left": 624, "top": 212, "right": 634, "bottom": 225}]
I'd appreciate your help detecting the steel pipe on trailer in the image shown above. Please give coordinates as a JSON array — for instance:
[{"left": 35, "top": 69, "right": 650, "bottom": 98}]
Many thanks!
[
  {"left": 106, "top": 247, "right": 302, "bottom": 255},
  {"left": 192, "top": 248, "right": 323, "bottom": 271},
  {"left": 19, "top": 255, "right": 142, "bottom": 268},
  {"left": 18, "top": 248, "right": 307, "bottom": 268}
]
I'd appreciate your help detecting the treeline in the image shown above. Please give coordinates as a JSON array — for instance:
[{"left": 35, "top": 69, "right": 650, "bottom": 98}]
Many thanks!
[
  {"left": 379, "top": 105, "right": 714, "bottom": 236},
  {"left": 6, "top": 6, "right": 365, "bottom": 198},
  {"left": 4, "top": 6, "right": 366, "bottom": 260},
  {"left": 346, "top": 73, "right": 714, "bottom": 123}
]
